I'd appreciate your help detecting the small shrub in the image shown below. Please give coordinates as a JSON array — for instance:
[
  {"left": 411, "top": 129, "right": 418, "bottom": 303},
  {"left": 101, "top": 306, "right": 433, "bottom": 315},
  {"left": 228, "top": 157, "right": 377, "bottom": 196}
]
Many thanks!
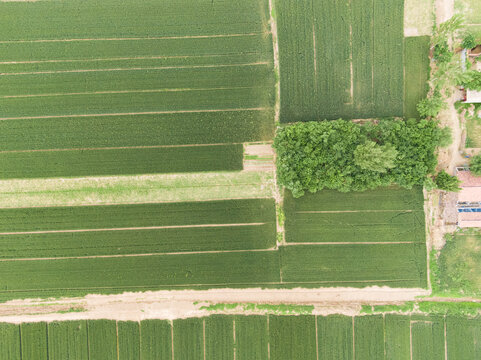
[
  {"left": 417, "top": 93, "right": 445, "bottom": 118},
  {"left": 433, "top": 41, "right": 453, "bottom": 63},
  {"left": 462, "top": 70, "right": 481, "bottom": 91},
  {"left": 462, "top": 32, "right": 477, "bottom": 49},
  {"left": 470, "top": 154, "right": 481, "bottom": 175},
  {"left": 423, "top": 176, "right": 436, "bottom": 191},
  {"left": 435, "top": 170, "right": 461, "bottom": 192}
]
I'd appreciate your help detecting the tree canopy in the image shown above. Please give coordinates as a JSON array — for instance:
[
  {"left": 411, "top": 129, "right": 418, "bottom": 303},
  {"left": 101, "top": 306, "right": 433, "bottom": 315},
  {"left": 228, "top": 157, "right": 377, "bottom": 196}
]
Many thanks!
[{"left": 274, "top": 119, "right": 443, "bottom": 197}]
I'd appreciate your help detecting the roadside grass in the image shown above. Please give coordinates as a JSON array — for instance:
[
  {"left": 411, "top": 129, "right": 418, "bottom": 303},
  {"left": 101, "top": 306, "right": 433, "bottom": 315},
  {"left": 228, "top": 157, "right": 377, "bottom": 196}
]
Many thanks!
[
  {"left": 361, "top": 301, "right": 481, "bottom": 316},
  {"left": 0, "top": 171, "right": 275, "bottom": 208},
  {"left": 199, "top": 302, "right": 314, "bottom": 315}
]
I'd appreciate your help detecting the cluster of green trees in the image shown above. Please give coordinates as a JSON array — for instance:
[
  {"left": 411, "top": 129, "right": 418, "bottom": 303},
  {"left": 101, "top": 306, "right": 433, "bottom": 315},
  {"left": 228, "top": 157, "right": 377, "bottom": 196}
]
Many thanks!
[{"left": 274, "top": 119, "right": 446, "bottom": 197}]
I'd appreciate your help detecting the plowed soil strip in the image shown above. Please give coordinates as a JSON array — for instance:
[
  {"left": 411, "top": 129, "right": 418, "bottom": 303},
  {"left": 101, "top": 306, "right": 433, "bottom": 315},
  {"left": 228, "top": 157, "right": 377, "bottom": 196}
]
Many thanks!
[
  {"left": 2, "top": 62, "right": 269, "bottom": 76},
  {"left": 0, "top": 247, "right": 276, "bottom": 262},
  {"left": 2, "top": 86, "right": 256, "bottom": 99},
  {"left": 0, "top": 107, "right": 268, "bottom": 121},
  {"left": 0, "top": 33, "right": 261, "bottom": 44},
  {"left": 0, "top": 222, "right": 266, "bottom": 236}
]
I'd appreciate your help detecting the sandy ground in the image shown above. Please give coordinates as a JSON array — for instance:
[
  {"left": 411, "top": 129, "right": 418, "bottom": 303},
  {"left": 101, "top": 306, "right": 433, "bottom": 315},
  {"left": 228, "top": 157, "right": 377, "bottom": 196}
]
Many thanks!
[
  {"left": 436, "top": 0, "right": 455, "bottom": 25},
  {"left": 404, "top": 0, "right": 435, "bottom": 36},
  {"left": 0, "top": 287, "right": 430, "bottom": 323}
]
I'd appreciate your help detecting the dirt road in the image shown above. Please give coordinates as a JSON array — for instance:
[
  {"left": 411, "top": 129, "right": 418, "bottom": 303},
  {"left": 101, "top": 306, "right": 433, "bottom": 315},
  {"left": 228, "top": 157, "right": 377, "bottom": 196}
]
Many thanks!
[{"left": 0, "top": 287, "right": 430, "bottom": 323}]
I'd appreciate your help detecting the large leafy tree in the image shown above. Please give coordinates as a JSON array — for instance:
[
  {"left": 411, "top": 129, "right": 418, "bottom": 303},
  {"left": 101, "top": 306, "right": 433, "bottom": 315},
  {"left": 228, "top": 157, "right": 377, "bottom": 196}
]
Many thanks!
[
  {"left": 274, "top": 119, "right": 442, "bottom": 197},
  {"left": 354, "top": 141, "right": 398, "bottom": 173}
]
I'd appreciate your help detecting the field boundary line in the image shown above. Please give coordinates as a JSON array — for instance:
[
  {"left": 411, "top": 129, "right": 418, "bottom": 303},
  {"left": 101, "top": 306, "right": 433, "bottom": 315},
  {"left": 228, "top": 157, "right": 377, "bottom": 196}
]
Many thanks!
[
  {"left": 0, "top": 33, "right": 262, "bottom": 44},
  {"left": 0, "top": 142, "right": 246, "bottom": 154},
  {"left": 295, "top": 209, "right": 415, "bottom": 213},
  {"left": 0, "top": 247, "right": 277, "bottom": 262},
  {"left": 443, "top": 315, "right": 447, "bottom": 360},
  {"left": 409, "top": 319, "right": 413, "bottom": 360},
  {"left": 2, "top": 86, "right": 260, "bottom": 99},
  {"left": 203, "top": 319, "right": 206, "bottom": 360},
  {"left": 2, "top": 62, "right": 270, "bottom": 76},
  {"left": 352, "top": 316, "right": 356, "bottom": 360},
  {"left": 312, "top": 24, "right": 317, "bottom": 84},
  {"left": 315, "top": 315, "right": 319, "bottom": 360},
  {"left": 0, "top": 53, "right": 260, "bottom": 65},
  {"left": 0, "top": 107, "right": 269, "bottom": 121},
  {"left": 0, "top": 223, "right": 267, "bottom": 236},
  {"left": 171, "top": 320, "right": 174, "bottom": 360},
  {"left": 232, "top": 318, "right": 236, "bottom": 360},
  {"left": 283, "top": 241, "right": 417, "bottom": 245},
  {"left": 116, "top": 321, "right": 120, "bottom": 360}
]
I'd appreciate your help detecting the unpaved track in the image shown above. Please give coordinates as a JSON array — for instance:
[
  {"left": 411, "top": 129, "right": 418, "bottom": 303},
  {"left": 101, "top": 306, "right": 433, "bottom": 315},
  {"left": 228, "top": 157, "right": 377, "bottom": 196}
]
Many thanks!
[{"left": 0, "top": 287, "right": 429, "bottom": 323}]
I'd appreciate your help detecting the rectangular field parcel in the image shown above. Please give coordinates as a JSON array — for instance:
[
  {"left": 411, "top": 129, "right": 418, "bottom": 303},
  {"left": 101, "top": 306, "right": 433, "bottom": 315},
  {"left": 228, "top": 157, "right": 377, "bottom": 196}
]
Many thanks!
[
  {"left": 0, "top": 199, "right": 277, "bottom": 258},
  {"left": 0, "top": 188, "right": 428, "bottom": 299},
  {"left": 284, "top": 186, "right": 426, "bottom": 243},
  {"left": 0, "top": 0, "right": 275, "bottom": 178},
  {"left": 276, "top": 0, "right": 405, "bottom": 121},
  {"left": 282, "top": 186, "right": 427, "bottom": 288},
  {"left": 1, "top": 315, "right": 480, "bottom": 360},
  {"left": 403, "top": 36, "right": 431, "bottom": 119}
]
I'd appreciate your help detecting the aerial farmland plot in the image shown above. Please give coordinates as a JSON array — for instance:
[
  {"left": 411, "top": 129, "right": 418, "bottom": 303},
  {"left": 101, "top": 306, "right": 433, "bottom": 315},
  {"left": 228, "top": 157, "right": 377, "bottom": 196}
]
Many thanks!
[
  {"left": 0, "top": 314, "right": 480, "bottom": 359},
  {"left": 276, "top": 0, "right": 430, "bottom": 121},
  {"left": 0, "top": 0, "right": 433, "bottom": 300},
  {"left": 283, "top": 186, "right": 428, "bottom": 288},
  {"left": 0, "top": 0, "right": 275, "bottom": 178}
]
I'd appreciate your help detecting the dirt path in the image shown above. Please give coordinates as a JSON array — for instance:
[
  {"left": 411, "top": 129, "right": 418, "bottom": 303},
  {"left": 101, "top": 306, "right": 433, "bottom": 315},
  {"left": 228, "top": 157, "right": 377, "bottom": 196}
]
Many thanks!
[
  {"left": 0, "top": 288, "right": 430, "bottom": 323},
  {"left": 436, "top": 94, "right": 466, "bottom": 173},
  {"left": 425, "top": 0, "right": 461, "bottom": 253}
]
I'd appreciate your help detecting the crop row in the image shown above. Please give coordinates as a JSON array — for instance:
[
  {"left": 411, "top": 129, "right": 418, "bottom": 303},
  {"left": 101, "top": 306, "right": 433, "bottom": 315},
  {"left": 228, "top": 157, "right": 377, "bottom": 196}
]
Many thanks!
[
  {"left": 285, "top": 210, "right": 426, "bottom": 243},
  {"left": 0, "top": 0, "right": 270, "bottom": 40},
  {"left": 0, "top": 199, "right": 276, "bottom": 232},
  {"left": 1, "top": 65, "right": 275, "bottom": 97},
  {"left": 0, "top": 111, "right": 274, "bottom": 151},
  {"left": 404, "top": 36, "right": 431, "bottom": 118},
  {"left": 0, "top": 86, "right": 274, "bottom": 119},
  {"left": 284, "top": 186, "right": 424, "bottom": 212},
  {"left": 277, "top": 0, "right": 405, "bottom": 121},
  {"left": 0, "top": 34, "right": 272, "bottom": 66},
  {"left": 1, "top": 315, "right": 479, "bottom": 359},
  {"left": 0, "top": 144, "right": 244, "bottom": 179}
]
